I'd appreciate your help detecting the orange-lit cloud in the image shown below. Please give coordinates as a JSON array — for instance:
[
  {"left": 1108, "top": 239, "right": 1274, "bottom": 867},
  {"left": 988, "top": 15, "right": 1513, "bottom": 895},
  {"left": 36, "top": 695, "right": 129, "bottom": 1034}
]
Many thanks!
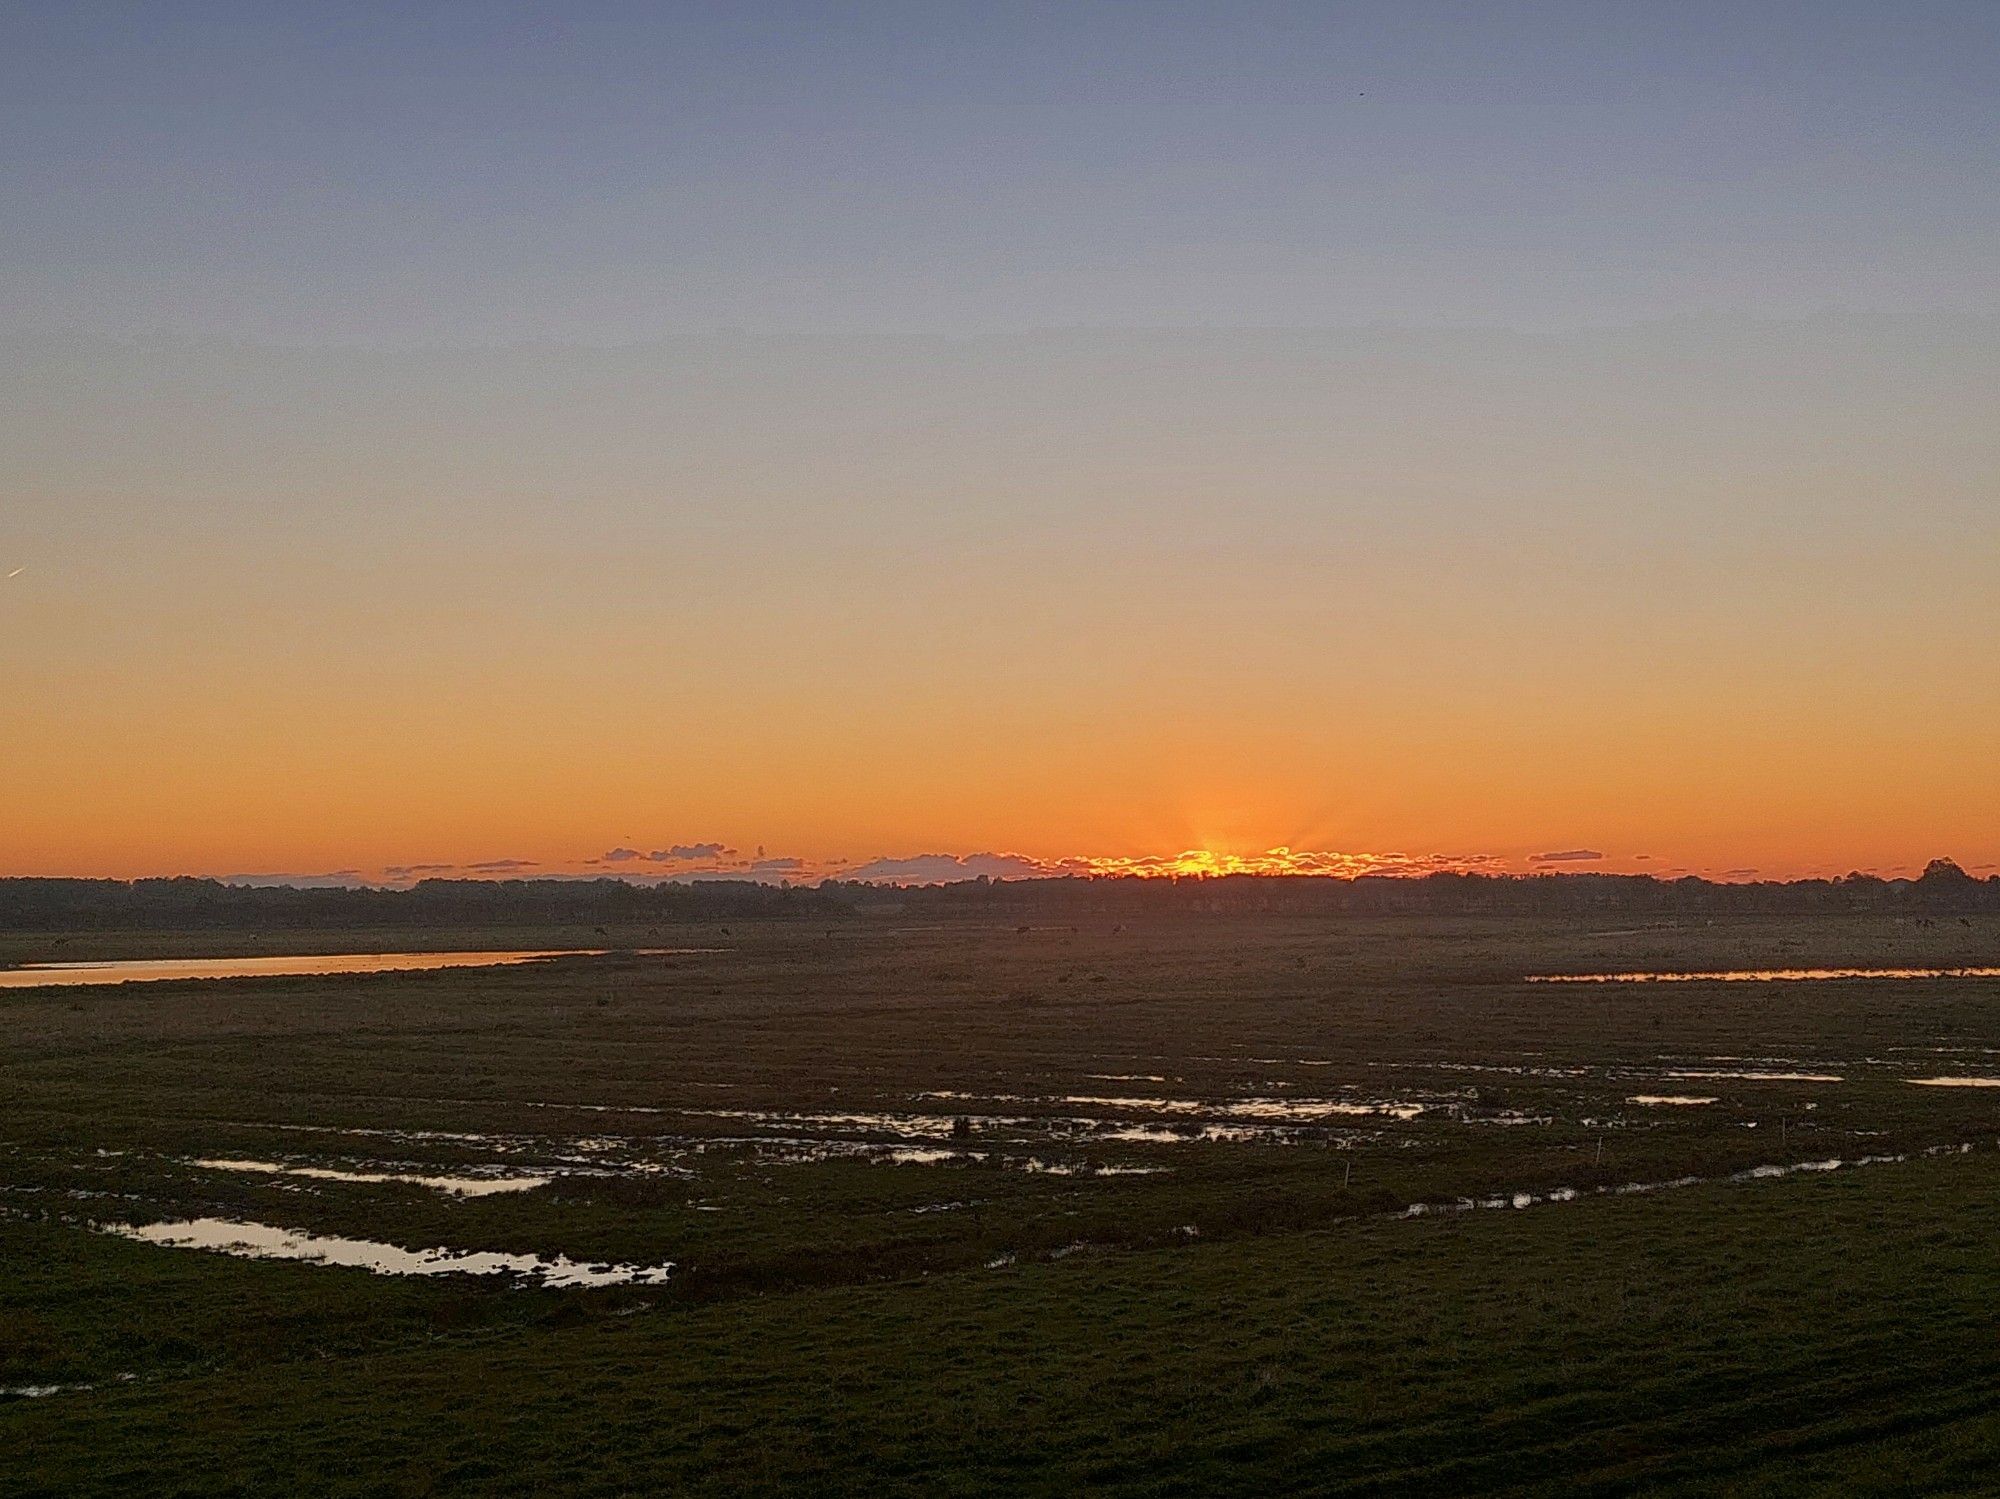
[
  {"left": 217, "top": 845, "right": 1517, "bottom": 889},
  {"left": 188, "top": 842, "right": 1985, "bottom": 890},
  {"left": 1047, "top": 848, "right": 1508, "bottom": 881}
]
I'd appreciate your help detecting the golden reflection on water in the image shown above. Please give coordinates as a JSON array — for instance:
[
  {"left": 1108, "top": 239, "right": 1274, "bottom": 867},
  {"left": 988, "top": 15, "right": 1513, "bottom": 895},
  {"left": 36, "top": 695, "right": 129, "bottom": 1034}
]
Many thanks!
[
  {"left": 1530, "top": 967, "right": 2000, "bottom": 984},
  {"left": 0, "top": 949, "right": 683, "bottom": 989}
]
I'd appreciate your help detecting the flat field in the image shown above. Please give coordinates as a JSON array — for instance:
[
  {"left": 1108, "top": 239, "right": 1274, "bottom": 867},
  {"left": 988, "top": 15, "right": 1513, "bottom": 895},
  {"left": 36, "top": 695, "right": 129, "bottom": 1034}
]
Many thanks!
[{"left": 5, "top": 913, "right": 2000, "bottom": 1494}]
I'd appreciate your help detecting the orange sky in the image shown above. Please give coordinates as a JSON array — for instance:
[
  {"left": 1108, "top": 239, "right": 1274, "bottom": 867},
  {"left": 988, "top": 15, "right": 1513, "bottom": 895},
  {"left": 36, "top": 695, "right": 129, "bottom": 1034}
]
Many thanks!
[
  {"left": 5, "top": 11, "right": 1998, "bottom": 886},
  {"left": 6, "top": 485, "right": 1995, "bottom": 885},
  {"left": 5, "top": 329, "right": 1997, "bottom": 886}
]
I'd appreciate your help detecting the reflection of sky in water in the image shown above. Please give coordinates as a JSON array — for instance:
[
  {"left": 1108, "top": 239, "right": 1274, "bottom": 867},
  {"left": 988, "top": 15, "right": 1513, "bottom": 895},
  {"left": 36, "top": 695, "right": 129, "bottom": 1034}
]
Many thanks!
[
  {"left": 108, "top": 1217, "right": 674, "bottom": 1287},
  {"left": 1908, "top": 1076, "right": 2000, "bottom": 1088},
  {"left": 1403, "top": 1146, "right": 1976, "bottom": 1219},
  {"left": 0, "top": 949, "right": 714, "bottom": 989},
  {"left": 1628, "top": 1095, "right": 1717, "bottom": 1107},
  {"left": 191, "top": 1157, "right": 548, "bottom": 1196},
  {"left": 1533, "top": 968, "right": 2000, "bottom": 984},
  {"left": 1663, "top": 1070, "right": 1842, "bottom": 1083}
]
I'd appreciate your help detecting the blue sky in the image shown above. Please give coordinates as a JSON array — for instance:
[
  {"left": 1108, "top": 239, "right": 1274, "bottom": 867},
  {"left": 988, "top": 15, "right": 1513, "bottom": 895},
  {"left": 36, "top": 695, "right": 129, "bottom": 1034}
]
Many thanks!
[{"left": 5, "top": 1, "right": 1996, "bottom": 342}]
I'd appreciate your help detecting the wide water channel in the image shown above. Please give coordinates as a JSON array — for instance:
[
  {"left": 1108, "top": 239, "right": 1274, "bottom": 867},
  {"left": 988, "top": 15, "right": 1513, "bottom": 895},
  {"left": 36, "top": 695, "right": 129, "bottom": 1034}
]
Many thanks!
[{"left": 0, "top": 949, "right": 706, "bottom": 989}]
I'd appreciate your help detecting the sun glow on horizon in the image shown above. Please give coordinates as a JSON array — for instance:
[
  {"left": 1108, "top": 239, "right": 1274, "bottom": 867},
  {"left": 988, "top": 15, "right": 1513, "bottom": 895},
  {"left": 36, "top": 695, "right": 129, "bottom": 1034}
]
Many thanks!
[
  {"left": 186, "top": 845, "right": 1530, "bottom": 889},
  {"left": 1067, "top": 847, "right": 1501, "bottom": 880}
]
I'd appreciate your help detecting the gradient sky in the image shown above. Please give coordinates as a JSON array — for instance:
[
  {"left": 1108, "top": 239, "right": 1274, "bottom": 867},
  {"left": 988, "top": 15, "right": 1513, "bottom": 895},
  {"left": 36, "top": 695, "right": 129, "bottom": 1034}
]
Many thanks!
[{"left": 4, "top": 2, "right": 1997, "bottom": 884}]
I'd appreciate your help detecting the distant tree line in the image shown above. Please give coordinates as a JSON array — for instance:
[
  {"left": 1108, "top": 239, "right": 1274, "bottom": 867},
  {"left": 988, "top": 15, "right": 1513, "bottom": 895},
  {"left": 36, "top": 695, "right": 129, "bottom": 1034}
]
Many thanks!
[
  {"left": 1, "top": 860, "right": 1995, "bottom": 933},
  {"left": 0, "top": 876, "right": 840, "bottom": 932},
  {"left": 848, "top": 859, "right": 2000, "bottom": 918}
]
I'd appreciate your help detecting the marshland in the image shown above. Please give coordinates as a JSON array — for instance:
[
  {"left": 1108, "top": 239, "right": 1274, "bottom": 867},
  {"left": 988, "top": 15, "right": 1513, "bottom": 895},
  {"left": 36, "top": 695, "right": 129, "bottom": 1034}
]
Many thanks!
[{"left": 7, "top": 904, "right": 2000, "bottom": 1494}]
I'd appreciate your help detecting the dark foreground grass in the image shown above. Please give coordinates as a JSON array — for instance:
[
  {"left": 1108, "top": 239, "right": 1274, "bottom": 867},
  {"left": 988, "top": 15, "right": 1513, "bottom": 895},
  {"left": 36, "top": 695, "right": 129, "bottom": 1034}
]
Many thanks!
[
  {"left": 8, "top": 913, "right": 2000, "bottom": 1493},
  {"left": 9, "top": 1151, "right": 2000, "bottom": 1496}
]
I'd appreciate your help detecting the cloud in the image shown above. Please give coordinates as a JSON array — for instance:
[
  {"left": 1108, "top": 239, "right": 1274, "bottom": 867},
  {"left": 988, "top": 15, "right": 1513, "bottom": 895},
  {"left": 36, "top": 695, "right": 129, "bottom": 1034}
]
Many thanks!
[
  {"left": 379, "top": 859, "right": 535, "bottom": 880},
  {"left": 1719, "top": 867, "right": 1760, "bottom": 880},
  {"left": 649, "top": 843, "right": 733, "bottom": 862},
  {"left": 824, "top": 847, "right": 1512, "bottom": 884},
  {"left": 836, "top": 851, "right": 1057, "bottom": 884},
  {"left": 1529, "top": 849, "right": 1604, "bottom": 864},
  {"left": 604, "top": 843, "right": 735, "bottom": 864},
  {"left": 1057, "top": 848, "right": 1506, "bottom": 880},
  {"left": 586, "top": 847, "right": 810, "bottom": 884},
  {"left": 221, "top": 871, "right": 369, "bottom": 889},
  {"left": 671, "top": 855, "right": 805, "bottom": 882},
  {"left": 368, "top": 844, "right": 1546, "bottom": 890}
]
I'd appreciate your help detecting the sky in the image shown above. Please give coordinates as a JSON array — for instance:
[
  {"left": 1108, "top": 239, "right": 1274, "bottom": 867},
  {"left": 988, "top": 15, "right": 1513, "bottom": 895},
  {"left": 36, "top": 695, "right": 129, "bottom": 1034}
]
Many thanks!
[{"left": 3, "top": 1, "right": 1997, "bottom": 885}]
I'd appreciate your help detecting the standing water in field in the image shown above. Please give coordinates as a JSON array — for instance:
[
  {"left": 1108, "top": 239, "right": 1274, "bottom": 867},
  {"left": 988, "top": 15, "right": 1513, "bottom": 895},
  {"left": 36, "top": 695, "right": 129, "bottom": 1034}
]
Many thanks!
[
  {"left": 0, "top": 949, "right": 719, "bottom": 989},
  {"left": 1628, "top": 1095, "right": 1719, "bottom": 1107},
  {"left": 189, "top": 1158, "right": 550, "bottom": 1197},
  {"left": 1661, "top": 1070, "right": 1843, "bottom": 1083},
  {"left": 1907, "top": 1077, "right": 2000, "bottom": 1088},
  {"left": 1530, "top": 967, "right": 2000, "bottom": 984},
  {"left": 103, "top": 1218, "right": 675, "bottom": 1287}
]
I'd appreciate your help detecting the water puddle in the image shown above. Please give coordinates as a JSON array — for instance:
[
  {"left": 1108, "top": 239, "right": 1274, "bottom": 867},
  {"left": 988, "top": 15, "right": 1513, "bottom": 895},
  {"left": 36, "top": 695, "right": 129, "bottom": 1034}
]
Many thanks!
[
  {"left": 266, "top": 1122, "right": 539, "bottom": 1154},
  {"left": 1899, "top": 1047, "right": 2000, "bottom": 1057},
  {"left": 878, "top": 1148, "right": 961, "bottom": 1165},
  {"left": 694, "top": 1096, "right": 1429, "bottom": 1140},
  {"left": 528, "top": 1101, "right": 671, "bottom": 1115},
  {"left": 1736, "top": 1159, "right": 1845, "bottom": 1180},
  {"left": 1220, "top": 1098, "right": 1425, "bottom": 1121},
  {"left": 913, "top": 1090, "right": 1032, "bottom": 1103},
  {"left": 1021, "top": 1159, "right": 1168, "bottom": 1177},
  {"left": 1628, "top": 1095, "right": 1718, "bottom": 1107},
  {"left": 190, "top": 1158, "right": 549, "bottom": 1197},
  {"left": 1531, "top": 967, "right": 2000, "bottom": 985},
  {"left": 1908, "top": 1077, "right": 2000, "bottom": 1089},
  {"left": 1052, "top": 1095, "right": 1425, "bottom": 1122},
  {"left": 103, "top": 1218, "right": 675, "bottom": 1287},
  {"left": 226, "top": 1087, "right": 1442, "bottom": 1183},
  {"left": 1400, "top": 1144, "right": 1973, "bottom": 1219},
  {"left": 0, "top": 949, "right": 719, "bottom": 990},
  {"left": 1058, "top": 1096, "right": 1207, "bottom": 1114},
  {"left": 0, "top": 1375, "right": 137, "bottom": 1400},
  {"left": 686, "top": 1108, "right": 1003, "bottom": 1137},
  {"left": 1662, "top": 1070, "right": 1842, "bottom": 1083},
  {"left": 1096, "top": 1123, "right": 1312, "bottom": 1145}
]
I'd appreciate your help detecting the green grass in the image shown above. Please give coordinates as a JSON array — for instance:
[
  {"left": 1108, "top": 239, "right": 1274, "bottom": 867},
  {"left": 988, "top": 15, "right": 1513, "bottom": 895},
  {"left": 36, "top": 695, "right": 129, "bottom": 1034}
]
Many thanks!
[
  {"left": 6, "top": 912, "right": 2000, "bottom": 1491},
  {"left": 10, "top": 1154, "right": 2000, "bottom": 1495}
]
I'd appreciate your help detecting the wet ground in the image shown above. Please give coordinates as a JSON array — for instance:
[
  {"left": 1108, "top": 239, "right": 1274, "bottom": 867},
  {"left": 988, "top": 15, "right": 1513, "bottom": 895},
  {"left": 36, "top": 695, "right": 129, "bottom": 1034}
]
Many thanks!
[{"left": 4, "top": 912, "right": 1999, "bottom": 1304}]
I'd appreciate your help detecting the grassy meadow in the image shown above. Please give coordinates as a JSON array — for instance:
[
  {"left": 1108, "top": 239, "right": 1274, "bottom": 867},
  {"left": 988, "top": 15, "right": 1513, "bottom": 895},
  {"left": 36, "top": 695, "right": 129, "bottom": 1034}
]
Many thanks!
[{"left": 5, "top": 912, "right": 2000, "bottom": 1493}]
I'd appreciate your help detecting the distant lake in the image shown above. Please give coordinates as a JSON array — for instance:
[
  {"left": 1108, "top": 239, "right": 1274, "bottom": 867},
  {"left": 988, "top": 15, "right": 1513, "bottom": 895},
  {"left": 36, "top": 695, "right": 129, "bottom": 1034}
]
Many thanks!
[
  {"left": 0, "top": 949, "right": 707, "bottom": 990},
  {"left": 1529, "top": 967, "right": 2000, "bottom": 984}
]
